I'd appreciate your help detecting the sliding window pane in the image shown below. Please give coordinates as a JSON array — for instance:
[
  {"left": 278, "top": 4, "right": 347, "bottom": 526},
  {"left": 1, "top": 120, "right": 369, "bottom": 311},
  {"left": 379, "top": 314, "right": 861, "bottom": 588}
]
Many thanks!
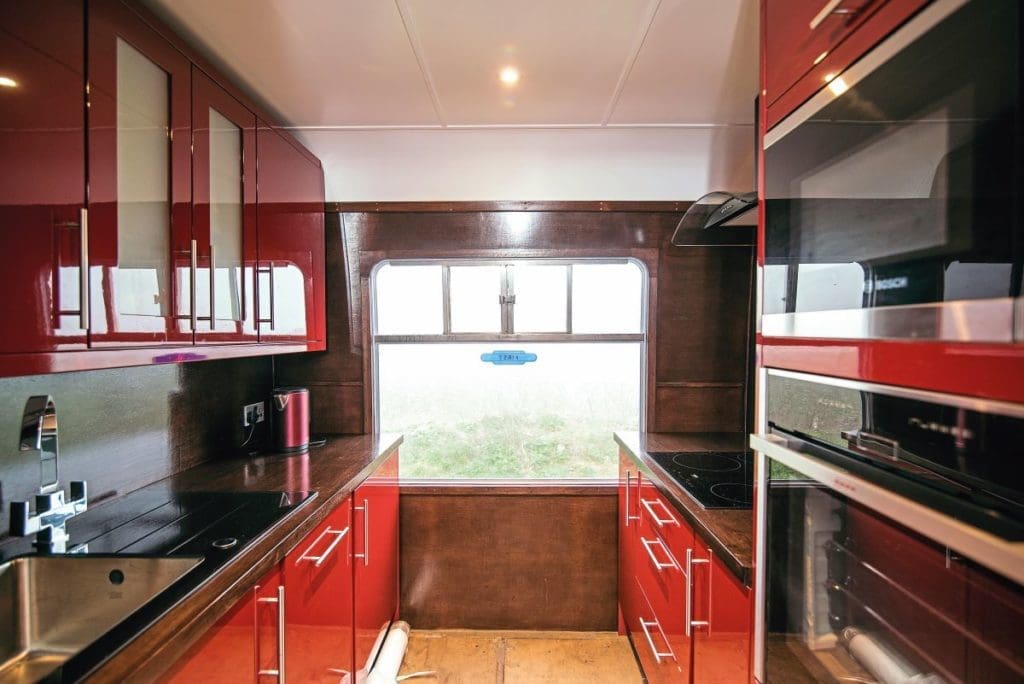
[
  {"left": 513, "top": 264, "right": 568, "bottom": 333},
  {"left": 449, "top": 265, "right": 502, "bottom": 333},
  {"left": 375, "top": 264, "right": 442, "bottom": 334},
  {"left": 572, "top": 262, "right": 643, "bottom": 333}
]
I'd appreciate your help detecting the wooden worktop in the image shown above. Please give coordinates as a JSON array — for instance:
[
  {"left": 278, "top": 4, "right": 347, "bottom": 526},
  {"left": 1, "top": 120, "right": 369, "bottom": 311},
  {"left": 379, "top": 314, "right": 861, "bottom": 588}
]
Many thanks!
[
  {"left": 88, "top": 433, "right": 402, "bottom": 682},
  {"left": 614, "top": 431, "right": 754, "bottom": 586}
]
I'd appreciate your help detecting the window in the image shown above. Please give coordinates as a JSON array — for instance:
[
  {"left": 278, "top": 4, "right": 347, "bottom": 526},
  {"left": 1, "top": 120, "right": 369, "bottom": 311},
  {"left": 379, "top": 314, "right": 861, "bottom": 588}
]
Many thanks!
[{"left": 372, "top": 259, "right": 646, "bottom": 479}]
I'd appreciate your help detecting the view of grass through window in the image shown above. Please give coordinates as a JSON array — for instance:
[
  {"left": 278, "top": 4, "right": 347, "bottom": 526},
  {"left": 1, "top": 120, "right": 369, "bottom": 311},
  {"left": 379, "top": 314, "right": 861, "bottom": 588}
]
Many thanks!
[{"left": 373, "top": 260, "right": 645, "bottom": 479}]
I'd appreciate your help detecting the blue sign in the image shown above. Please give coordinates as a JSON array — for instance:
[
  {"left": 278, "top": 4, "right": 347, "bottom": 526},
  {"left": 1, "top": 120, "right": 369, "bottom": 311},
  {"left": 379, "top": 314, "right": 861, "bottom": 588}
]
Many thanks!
[{"left": 481, "top": 350, "right": 538, "bottom": 366}]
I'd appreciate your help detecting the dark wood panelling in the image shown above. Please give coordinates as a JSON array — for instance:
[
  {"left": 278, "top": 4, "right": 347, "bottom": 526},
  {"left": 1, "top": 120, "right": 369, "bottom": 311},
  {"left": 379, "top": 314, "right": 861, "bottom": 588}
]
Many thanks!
[
  {"left": 652, "top": 385, "right": 746, "bottom": 433},
  {"left": 399, "top": 487, "right": 618, "bottom": 630},
  {"left": 0, "top": 356, "right": 272, "bottom": 543},
  {"left": 307, "top": 383, "right": 365, "bottom": 435},
  {"left": 656, "top": 248, "right": 754, "bottom": 384}
]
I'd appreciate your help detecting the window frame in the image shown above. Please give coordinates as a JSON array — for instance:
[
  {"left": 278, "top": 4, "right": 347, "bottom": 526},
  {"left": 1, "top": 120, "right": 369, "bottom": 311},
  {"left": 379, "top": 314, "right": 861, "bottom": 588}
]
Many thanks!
[{"left": 370, "top": 257, "right": 650, "bottom": 479}]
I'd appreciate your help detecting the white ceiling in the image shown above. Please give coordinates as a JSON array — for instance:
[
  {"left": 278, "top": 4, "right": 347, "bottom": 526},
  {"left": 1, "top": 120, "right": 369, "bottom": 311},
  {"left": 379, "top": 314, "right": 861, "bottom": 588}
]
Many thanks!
[{"left": 142, "top": 0, "right": 759, "bottom": 129}]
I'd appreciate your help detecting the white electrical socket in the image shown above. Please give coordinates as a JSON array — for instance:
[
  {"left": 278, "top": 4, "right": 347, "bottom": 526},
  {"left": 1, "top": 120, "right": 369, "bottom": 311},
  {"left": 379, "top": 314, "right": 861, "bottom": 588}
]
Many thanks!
[{"left": 242, "top": 401, "right": 266, "bottom": 427}]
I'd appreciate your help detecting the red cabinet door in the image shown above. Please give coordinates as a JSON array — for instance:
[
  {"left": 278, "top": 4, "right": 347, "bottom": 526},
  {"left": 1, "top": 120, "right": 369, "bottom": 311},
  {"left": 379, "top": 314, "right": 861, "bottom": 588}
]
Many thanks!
[
  {"left": 87, "top": 0, "right": 193, "bottom": 347},
  {"left": 256, "top": 121, "right": 326, "bottom": 347},
  {"left": 353, "top": 450, "right": 400, "bottom": 676},
  {"left": 285, "top": 497, "right": 355, "bottom": 682},
  {"left": 691, "top": 538, "right": 751, "bottom": 684},
  {"left": 166, "top": 565, "right": 282, "bottom": 682},
  {"left": 191, "top": 67, "right": 258, "bottom": 344},
  {"left": 0, "top": 0, "right": 87, "bottom": 354}
]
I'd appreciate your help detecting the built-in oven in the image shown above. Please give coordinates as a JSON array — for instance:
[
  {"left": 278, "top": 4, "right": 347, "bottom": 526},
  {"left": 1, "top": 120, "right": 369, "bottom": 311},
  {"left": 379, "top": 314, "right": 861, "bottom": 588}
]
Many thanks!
[
  {"left": 751, "top": 369, "right": 1024, "bottom": 683},
  {"left": 762, "top": 0, "right": 1023, "bottom": 342}
]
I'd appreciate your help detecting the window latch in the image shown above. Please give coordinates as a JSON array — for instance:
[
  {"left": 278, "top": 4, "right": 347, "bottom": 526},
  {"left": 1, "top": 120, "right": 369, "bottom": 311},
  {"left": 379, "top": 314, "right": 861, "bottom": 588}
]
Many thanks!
[{"left": 499, "top": 294, "right": 516, "bottom": 304}]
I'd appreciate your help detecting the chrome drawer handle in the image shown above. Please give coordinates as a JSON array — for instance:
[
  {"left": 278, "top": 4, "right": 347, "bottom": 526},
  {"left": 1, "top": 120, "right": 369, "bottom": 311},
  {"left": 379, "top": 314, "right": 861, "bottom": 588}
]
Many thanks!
[
  {"left": 354, "top": 499, "right": 370, "bottom": 566},
  {"left": 256, "top": 585, "right": 286, "bottom": 681},
  {"left": 685, "top": 548, "right": 711, "bottom": 637},
  {"left": 624, "top": 471, "right": 640, "bottom": 526},
  {"left": 640, "top": 498, "right": 679, "bottom": 527},
  {"left": 809, "top": 0, "right": 857, "bottom": 30},
  {"left": 639, "top": 617, "right": 676, "bottom": 664},
  {"left": 297, "top": 526, "right": 349, "bottom": 567},
  {"left": 640, "top": 537, "right": 678, "bottom": 572}
]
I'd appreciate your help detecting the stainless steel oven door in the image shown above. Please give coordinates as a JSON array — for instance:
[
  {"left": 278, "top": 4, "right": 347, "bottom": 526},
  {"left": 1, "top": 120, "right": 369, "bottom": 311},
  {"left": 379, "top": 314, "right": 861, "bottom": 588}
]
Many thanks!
[
  {"left": 762, "top": 0, "right": 1023, "bottom": 343},
  {"left": 752, "top": 433, "right": 1024, "bottom": 683}
]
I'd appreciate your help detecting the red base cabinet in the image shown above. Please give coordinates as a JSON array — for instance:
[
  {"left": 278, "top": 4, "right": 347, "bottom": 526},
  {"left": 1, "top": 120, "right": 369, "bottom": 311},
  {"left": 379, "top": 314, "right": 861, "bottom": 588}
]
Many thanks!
[
  {"left": 166, "top": 566, "right": 283, "bottom": 682},
  {"left": 284, "top": 496, "right": 355, "bottom": 682},
  {"left": 353, "top": 450, "right": 400, "bottom": 676},
  {"left": 619, "top": 449, "right": 752, "bottom": 683}
]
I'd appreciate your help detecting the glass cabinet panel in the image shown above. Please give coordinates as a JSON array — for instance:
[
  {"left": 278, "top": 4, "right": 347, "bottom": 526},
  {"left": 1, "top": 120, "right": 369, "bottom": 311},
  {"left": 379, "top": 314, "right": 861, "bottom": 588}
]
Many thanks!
[
  {"left": 115, "top": 38, "right": 169, "bottom": 319},
  {"left": 208, "top": 108, "right": 242, "bottom": 324}
]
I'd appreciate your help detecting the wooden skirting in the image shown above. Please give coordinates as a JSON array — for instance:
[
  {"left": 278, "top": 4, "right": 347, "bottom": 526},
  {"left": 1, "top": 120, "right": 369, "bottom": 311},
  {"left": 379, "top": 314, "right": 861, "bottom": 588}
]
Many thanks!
[{"left": 399, "top": 486, "right": 618, "bottom": 631}]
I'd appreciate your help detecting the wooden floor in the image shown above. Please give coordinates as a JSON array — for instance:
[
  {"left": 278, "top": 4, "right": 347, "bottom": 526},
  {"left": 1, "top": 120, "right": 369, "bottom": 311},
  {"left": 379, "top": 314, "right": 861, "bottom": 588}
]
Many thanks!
[{"left": 397, "top": 630, "right": 643, "bottom": 683}]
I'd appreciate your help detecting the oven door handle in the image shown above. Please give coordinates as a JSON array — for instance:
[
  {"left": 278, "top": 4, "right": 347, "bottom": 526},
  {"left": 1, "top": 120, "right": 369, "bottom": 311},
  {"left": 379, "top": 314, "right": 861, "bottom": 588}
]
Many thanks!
[{"left": 749, "top": 433, "right": 1024, "bottom": 587}]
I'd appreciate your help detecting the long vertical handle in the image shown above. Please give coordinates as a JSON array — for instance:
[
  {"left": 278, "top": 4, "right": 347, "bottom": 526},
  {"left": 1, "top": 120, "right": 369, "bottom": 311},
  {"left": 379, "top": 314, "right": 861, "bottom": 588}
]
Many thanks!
[
  {"left": 268, "top": 261, "right": 276, "bottom": 330},
  {"left": 355, "top": 498, "right": 370, "bottom": 566},
  {"left": 809, "top": 0, "right": 844, "bottom": 29},
  {"left": 625, "top": 471, "right": 632, "bottom": 526},
  {"left": 685, "top": 548, "right": 710, "bottom": 637},
  {"left": 79, "top": 208, "right": 89, "bottom": 330},
  {"left": 189, "top": 239, "right": 198, "bottom": 331},
  {"left": 256, "top": 585, "right": 286, "bottom": 681},
  {"left": 209, "top": 243, "right": 216, "bottom": 330}
]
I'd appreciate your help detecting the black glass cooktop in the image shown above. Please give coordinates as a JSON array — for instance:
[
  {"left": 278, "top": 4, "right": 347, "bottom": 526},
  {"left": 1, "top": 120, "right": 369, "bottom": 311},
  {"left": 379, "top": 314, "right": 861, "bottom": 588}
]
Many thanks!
[{"left": 648, "top": 450, "right": 754, "bottom": 509}]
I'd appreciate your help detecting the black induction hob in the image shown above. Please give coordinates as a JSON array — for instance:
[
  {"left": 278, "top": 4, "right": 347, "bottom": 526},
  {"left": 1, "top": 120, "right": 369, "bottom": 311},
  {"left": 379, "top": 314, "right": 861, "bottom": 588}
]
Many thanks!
[{"left": 647, "top": 450, "right": 754, "bottom": 509}]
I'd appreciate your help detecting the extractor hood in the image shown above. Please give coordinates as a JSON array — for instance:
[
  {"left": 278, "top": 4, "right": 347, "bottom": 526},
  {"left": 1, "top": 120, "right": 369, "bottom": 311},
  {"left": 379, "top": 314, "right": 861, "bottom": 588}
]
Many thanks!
[{"left": 671, "top": 191, "right": 757, "bottom": 246}]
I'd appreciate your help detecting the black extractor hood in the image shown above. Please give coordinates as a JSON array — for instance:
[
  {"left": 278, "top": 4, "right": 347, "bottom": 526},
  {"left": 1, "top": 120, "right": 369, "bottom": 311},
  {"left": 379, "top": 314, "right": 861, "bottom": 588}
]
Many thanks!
[{"left": 671, "top": 191, "right": 757, "bottom": 246}]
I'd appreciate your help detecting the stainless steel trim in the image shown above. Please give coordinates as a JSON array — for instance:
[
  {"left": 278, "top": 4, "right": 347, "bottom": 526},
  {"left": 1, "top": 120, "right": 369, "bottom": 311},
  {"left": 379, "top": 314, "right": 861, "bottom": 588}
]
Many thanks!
[
  {"left": 1015, "top": 297, "right": 1024, "bottom": 342},
  {"left": 79, "top": 208, "right": 89, "bottom": 330},
  {"left": 565, "top": 264, "right": 573, "bottom": 334},
  {"left": 640, "top": 498, "right": 679, "bottom": 527},
  {"left": 761, "top": 297, "right": 1014, "bottom": 343},
  {"left": 766, "top": 368, "right": 1024, "bottom": 419},
  {"left": 638, "top": 618, "right": 675, "bottom": 664},
  {"left": 189, "top": 239, "right": 198, "bottom": 331},
  {"left": 355, "top": 499, "right": 370, "bottom": 566},
  {"left": 640, "top": 537, "right": 678, "bottom": 571},
  {"left": 753, "top": 447, "right": 769, "bottom": 682},
  {"left": 808, "top": 0, "right": 844, "bottom": 29},
  {"left": 684, "top": 548, "right": 710, "bottom": 637},
  {"left": 208, "top": 243, "right": 216, "bottom": 330},
  {"left": 765, "top": 0, "right": 970, "bottom": 147},
  {"left": 296, "top": 526, "right": 349, "bottom": 567},
  {"left": 441, "top": 264, "right": 452, "bottom": 335},
  {"left": 750, "top": 433, "right": 1024, "bottom": 586}
]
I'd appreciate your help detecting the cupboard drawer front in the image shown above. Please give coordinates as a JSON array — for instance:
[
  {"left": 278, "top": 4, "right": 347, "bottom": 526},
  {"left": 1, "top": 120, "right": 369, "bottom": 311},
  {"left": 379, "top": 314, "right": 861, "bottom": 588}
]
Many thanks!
[
  {"left": 637, "top": 475, "right": 694, "bottom": 555},
  {"left": 633, "top": 576, "right": 691, "bottom": 684}
]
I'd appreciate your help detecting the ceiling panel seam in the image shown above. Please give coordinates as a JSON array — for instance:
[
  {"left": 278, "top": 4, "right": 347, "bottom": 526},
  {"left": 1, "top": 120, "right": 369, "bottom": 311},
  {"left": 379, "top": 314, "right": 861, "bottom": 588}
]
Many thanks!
[
  {"left": 285, "top": 123, "right": 754, "bottom": 131},
  {"left": 601, "top": 0, "right": 663, "bottom": 126},
  {"left": 394, "top": 0, "right": 448, "bottom": 127}
]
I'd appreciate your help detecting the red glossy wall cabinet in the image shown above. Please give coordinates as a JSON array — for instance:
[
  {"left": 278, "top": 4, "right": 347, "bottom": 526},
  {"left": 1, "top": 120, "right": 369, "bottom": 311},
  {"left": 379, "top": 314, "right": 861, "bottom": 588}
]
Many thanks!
[
  {"left": 191, "top": 67, "right": 258, "bottom": 344},
  {"left": 256, "top": 121, "right": 327, "bottom": 348},
  {"left": 285, "top": 495, "right": 355, "bottom": 681},
  {"left": 762, "top": 0, "right": 929, "bottom": 129},
  {"left": 166, "top": 565, "right": 283, "bottom": 681},
  {"left": 353, "top": 450, "right": 400, "bottom": 675},
  {"left": 87, "top": 0, "right": 193, "bottom": 347},
  {"left": 0, "top": 0, "right": 87, "bottom": 354}
]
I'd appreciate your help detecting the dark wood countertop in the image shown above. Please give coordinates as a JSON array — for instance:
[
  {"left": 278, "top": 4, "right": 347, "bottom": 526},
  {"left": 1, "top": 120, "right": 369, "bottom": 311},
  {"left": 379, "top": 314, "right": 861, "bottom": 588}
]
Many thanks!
[
  {"left": 614, "top": 431, "right": 753, "bottom": 586},
  {"left": 89, "top": 433, "right": 402, "bottom": 682}
]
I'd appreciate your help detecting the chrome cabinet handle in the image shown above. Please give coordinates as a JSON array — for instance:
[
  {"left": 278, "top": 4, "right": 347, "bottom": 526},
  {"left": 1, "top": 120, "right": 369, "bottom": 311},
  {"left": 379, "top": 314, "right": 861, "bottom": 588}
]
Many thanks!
[
  {"left": 297, "top": 526, "right": 349, "bottom": 567},
  {"left": 257, "top": 262, "right": 276, "bottom": 330},
  {"left": 257, "top": 585, "right": 286, "bottom": 680},
  {"left": 354, "top": 499, "right": 370, "bottom": 566},
  {"left": 209, "top": 243, "right": 216, "bottom": 330},
  {"left": 640, "top": 498, "right": 679, "bottom": 527},
  {"left": 809, "top": 0, "right": 858, "bottom": 29},
  {"left": 684, "top": 548, "right": 710, "bottom": 637},
  {"left": 79, "top": 208, "right": 89, "bottom": 330},
  {"left": 638, "top": 617, "right": 675, "bottom": 664},
  {"left": 641, "top": 537, "right": 678, "bottom": 572},
  {"left": 624, "top": 471, "right": 640, "bottom": 526},
  {"left": 189, "top": 239, "right": 198, "bottom": 331}
]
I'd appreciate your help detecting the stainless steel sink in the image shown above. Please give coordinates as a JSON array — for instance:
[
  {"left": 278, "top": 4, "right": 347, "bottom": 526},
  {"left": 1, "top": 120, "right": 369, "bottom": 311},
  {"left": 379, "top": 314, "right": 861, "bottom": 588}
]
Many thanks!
[{"left": 0, "top": 555, "right": 202, "bottom": 683}]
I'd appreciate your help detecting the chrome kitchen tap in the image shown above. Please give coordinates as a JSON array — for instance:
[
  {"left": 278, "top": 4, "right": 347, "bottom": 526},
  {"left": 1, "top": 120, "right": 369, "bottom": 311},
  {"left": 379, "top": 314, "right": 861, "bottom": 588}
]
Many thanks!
[{"left": 9, "top": 396, "right": 88, "bottom": 553}]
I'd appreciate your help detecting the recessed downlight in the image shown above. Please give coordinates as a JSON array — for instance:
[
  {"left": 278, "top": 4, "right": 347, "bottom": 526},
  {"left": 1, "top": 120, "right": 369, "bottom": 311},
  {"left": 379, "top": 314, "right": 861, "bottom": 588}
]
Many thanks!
[
  {"left": 0, "top": 76, "right": 18, "bottom": 88},
  {"left": 499, "top": 66, "right": 520, "bottom": 86}
]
